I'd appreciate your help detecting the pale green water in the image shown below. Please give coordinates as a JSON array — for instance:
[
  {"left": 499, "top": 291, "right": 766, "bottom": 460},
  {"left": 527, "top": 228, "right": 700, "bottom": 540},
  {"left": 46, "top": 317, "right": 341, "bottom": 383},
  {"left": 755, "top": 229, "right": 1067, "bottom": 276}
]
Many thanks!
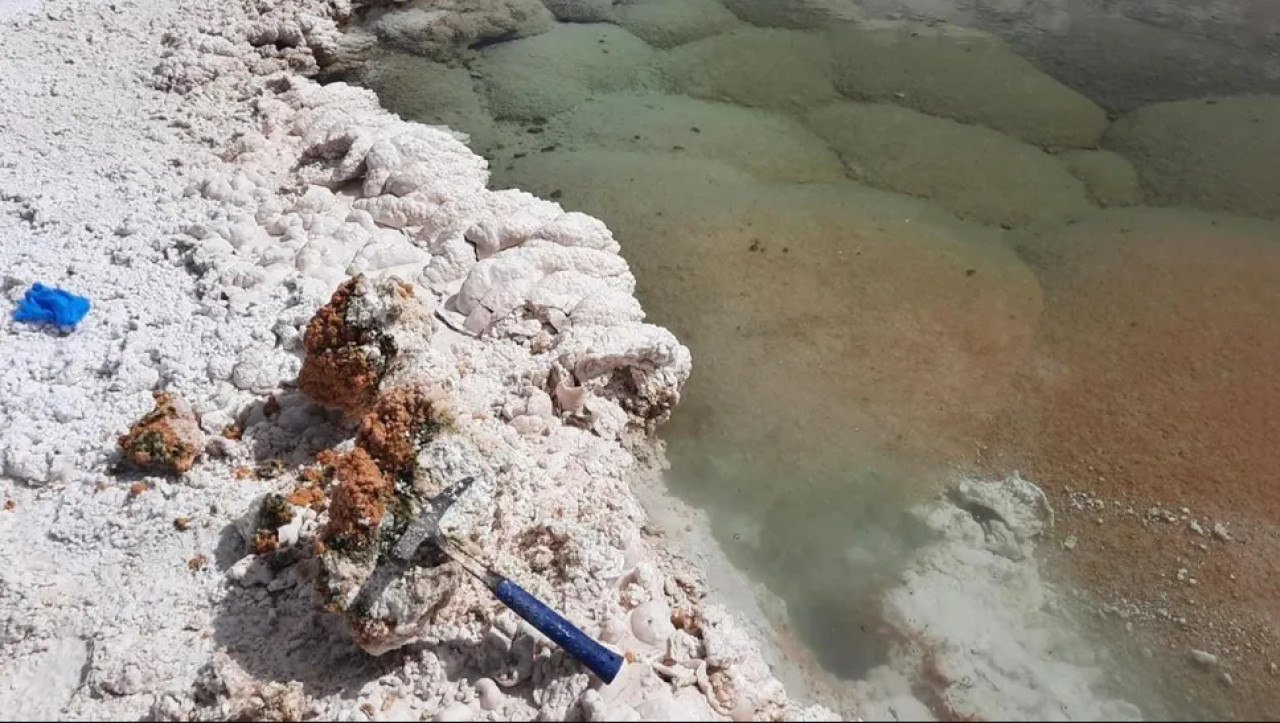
[{"left": 337, "top": 3, "right": 1280, "bottom": 718}]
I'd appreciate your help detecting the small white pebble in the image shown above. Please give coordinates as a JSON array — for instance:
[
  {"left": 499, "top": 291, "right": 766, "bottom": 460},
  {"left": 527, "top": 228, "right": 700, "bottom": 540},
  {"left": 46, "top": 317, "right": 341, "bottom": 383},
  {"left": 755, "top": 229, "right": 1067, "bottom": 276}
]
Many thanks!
[
  {"left": 1190, "top": 649, "right": 1218, "bottom": 667},
  {"left": 474, "top": 678, "right": 502, "bottom": 712}
]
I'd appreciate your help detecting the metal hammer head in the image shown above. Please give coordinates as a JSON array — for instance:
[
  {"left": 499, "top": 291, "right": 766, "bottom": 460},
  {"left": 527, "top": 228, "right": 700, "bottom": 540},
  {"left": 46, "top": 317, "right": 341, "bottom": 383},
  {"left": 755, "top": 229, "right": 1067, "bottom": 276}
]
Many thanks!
[{"left": 390, "top": 475, "right": 477, "bottom": 562}]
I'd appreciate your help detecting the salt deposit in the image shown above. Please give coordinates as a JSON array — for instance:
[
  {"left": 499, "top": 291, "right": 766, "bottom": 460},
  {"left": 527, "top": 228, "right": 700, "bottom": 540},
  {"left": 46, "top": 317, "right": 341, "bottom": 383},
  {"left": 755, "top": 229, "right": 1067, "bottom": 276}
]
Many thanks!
[
  {"left": 8, "top": 0, "right": 1271, "bottom": 719},
  {"left": 0, "top": 0, "right": 826, "bottom": 719}
]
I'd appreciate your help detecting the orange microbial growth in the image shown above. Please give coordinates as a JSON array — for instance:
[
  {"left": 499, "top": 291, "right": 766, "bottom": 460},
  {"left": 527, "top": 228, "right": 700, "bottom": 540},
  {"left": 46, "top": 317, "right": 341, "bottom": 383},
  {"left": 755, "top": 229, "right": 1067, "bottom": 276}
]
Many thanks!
[
  {"left": 117, "top": 391, "right": 202, "bottom": 475},
  {"left": 318, "top": 447, "right": 392, "bottom": 550},
  {"left": 356, "top": 384, "right": 453, "bottom": 476},
  {"left": 975, "top": 214, "right": 1280, "bottom": 721},
  {"left": 285, "top": 483, "right": 327, "bottom": 511},
  {"left": 298, "top": 276, "right": 386, "bottom": 418}
]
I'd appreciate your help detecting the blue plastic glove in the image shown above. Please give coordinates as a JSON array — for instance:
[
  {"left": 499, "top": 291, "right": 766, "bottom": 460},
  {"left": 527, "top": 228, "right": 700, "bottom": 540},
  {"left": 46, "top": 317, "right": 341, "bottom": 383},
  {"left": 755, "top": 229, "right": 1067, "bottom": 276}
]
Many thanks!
[{"left": 12, "top": 283, "right": 91, "bottom": 328}]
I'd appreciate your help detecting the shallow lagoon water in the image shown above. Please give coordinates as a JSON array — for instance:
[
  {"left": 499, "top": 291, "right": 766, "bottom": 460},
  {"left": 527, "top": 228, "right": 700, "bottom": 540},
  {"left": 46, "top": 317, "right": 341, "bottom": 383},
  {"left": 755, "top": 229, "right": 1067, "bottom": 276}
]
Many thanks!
[{"left": 341, "top": 2, "right": 1280, "bottom": 717}]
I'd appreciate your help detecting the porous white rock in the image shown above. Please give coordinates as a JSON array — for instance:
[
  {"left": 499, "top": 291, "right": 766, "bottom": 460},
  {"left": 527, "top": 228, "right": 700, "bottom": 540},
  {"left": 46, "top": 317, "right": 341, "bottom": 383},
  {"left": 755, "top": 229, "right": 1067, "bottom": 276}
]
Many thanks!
[
  {"left": 630, "top": 599, "right": 676, "bottom": 645},
  {"left": 551, "top": 323, "right": 693, "bottom": 432},
  {"left": 454, "top": 240, "right": 636, "bottom": 331}
]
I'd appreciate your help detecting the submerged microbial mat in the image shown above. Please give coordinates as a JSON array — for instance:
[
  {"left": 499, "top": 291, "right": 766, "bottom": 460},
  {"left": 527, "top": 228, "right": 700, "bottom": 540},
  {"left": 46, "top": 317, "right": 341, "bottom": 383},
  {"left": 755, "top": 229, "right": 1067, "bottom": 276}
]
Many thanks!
[{"left": 337, "top": 1, "right": 1280, "bottom": 719}]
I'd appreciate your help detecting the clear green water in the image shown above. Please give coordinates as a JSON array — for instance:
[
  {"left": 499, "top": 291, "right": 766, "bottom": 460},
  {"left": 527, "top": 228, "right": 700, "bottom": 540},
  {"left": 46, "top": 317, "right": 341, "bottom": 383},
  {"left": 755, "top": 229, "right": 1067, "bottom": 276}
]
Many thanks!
[{"left": 339, "top": 3, "right": 1280, "bottom": 718}]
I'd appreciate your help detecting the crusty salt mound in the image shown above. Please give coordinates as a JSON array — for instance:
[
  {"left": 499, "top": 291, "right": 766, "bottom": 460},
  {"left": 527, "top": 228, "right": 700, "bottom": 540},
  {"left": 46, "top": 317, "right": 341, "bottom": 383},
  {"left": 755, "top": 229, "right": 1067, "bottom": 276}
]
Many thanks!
[{"left": 132, "top": 0, "right": 835, "bottom": 719}]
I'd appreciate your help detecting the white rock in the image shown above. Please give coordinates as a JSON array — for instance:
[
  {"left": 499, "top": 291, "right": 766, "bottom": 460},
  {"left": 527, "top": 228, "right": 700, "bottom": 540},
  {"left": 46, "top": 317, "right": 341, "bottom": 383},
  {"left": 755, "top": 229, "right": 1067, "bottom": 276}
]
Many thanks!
[
  {"left": 509, "top": 414, "right": 548, "bottom": 436},
  {"left": 629, "top": 599, "right": 676, "bottom": 646},
  {"left": 1190, "top": 649, "right": 1218, "bottom": 667},
  {"left": 525, "top": 388, "right": 554, "bottom": 418},
  {"left": 227, "top": 556, "right": 276, "bottom": 587},
  {"left": 474, "top": 678, "right": 503, "bottom": 711}
]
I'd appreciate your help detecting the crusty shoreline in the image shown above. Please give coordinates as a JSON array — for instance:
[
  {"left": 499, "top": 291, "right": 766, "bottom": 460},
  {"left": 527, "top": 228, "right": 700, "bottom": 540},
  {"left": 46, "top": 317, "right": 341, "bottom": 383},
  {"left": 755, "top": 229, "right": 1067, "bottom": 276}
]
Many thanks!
[{"left": 0, "top": 0, "right": 835, "bottom": 719}]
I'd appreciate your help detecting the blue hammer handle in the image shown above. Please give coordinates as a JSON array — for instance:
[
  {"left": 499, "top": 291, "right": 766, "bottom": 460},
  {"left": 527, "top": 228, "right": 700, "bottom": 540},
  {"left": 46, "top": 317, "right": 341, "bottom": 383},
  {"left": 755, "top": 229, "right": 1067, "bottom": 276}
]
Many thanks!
[{"left": 492, "top": 576, "right": 624, "bottom": 684}]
